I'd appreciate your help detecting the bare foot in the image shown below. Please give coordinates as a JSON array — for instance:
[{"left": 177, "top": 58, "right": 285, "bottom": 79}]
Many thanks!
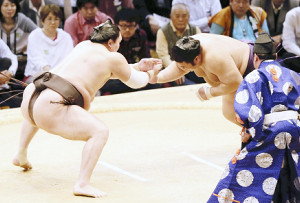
[
  {"left": 73, "top": 183, "right": 106, "bottom": 198},
  {"left": 12, "top": 158, "right": 32, "bottom": 171}
]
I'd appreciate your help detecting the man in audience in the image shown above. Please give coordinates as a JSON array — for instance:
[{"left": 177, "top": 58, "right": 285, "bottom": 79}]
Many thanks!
[
  {"left": 156, "top": 3, "right": 203, "bottom": 85},
  {"left": 172, "top": 0, "right": 222, "bottom": 33},
  {"left": 64, "top": 0, "right": 113, "bottom": 46},
  {"left": 251, "top": 0, "right": 299, "bottom": 47},
  {"left": 209, "top": 0, "right": 269, "bottom": 43}
]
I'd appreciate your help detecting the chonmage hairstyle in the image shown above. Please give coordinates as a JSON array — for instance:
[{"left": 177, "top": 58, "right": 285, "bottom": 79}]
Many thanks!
[
  {"left": 90, "top": 19, "right": 120, "bottom": 44},
  {"left": 171, "top": 36, "right": 201, "bottom": 65}
]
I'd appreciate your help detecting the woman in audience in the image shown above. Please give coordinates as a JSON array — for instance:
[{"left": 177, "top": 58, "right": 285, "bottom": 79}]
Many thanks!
[
  {"left": 24, "top": 4, "right": 73, "bottom": 83},
  {"left": 0, "top": 0, "right": 37, "bottom": 55}
]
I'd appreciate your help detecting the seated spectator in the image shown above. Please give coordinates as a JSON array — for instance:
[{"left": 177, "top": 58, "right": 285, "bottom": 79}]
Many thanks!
[
  {"left": 47, "top": 0, "right": 78, "bottom": 26},
  {"left": 281, "top": 7, "right": 300, "bottom": 72},
  {"left": 0, "top": 0, "right": 38, "bottom": 81},
  {"left": 100, "top": 8, "right": 161, "bottom": 95},
  {"left": 19, "top": 0, "right": 53, "bottom": 27},
  {"left": 156, "top": 3, "right": 203, "bottom": 86},
  {"left": 251, "top": 0, "right": 299, "bottom": 47},
  {"left": 98, "top": 0, "right": 134, "bottom": 19},
  {"left": 0, "top": 38, "right": 22, "bottom": 108},
  {"left": 209, "top": 0, "right": 270, "bottom": 43},
  {"left": 24, "top": 4, "right": 73, "bottom": 84},
  {"left": 172, "top": 0, "right": 222, "bottom": 33},
  {"left": 133, "top": 0, "right": 172, "bottom": 45},
  {"left": 64, "top": 0, "right": 113, "bottom": 46}
]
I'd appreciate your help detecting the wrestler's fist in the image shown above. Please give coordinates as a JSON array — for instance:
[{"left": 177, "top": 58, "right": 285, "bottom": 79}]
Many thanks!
[
  {"left": 138, "top": 58, "right": 162, "bottom": 72},
  {"left": 196, "top": 85, "right": 212, "bottom": 101}
]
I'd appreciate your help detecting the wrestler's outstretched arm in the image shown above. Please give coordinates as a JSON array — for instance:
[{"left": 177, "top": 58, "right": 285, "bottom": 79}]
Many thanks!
[{"left": 150, "top": 61, "right": 189, "bottom": 83}]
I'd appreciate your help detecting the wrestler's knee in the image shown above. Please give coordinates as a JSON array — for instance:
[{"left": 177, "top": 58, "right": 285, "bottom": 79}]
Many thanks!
[{"left": 92, "top": 126, "right": 109, "bottom": 144}]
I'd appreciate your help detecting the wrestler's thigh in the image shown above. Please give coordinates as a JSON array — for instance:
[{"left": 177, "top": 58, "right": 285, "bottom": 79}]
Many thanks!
[
  {"left": 34, "top": 92, "right": 107, "bottom": 141},
  {"left": 222, "top": 93, "right": 236, "bottom": 123}
]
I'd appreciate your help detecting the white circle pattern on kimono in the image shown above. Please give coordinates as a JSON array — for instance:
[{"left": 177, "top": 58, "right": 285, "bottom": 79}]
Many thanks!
[
  {"left": 271, "top": 104, "right": 287, "bottom": 113},
  {"left": 283, "top": 82, "right": 293, "bottom": 95},
  {"left": 292, "top": 150, "right": 299, "bottom": 166},
  {"left": 249, "top": 127, "right": 256, "bottom": 138},
  {"left": 266, "top": 64, "right": 282, "bottom": 78},
  {"left": 236, "top": 89, "right": 250, "bottom": 104},
  {"left": 236, "top": 170, "right": 254, "bottom": 187},
  {"left": 294, "top": 177, "right": 300, "bottom": 191},
  {"left": 221, "top": 164, "right": 230, "bottom": 179},
  {"left": 262, "top": 177, "right": 277, "bottom": 195},
  {"left": 248, "top": 105, "right": 262, "bottom": 123},
  {"left": 294, "top": 97, "right": 300, "bottom": 109},
  {"left": 218, "top": 189, "right": 234, "bottom": 203},
  {"left": 286, "top": 133, "right": 292, "bottom": 148},
  {"left": 268, "top": 81, "right": 274, "bottom": 95},
  {"left": 274, "top": 132, "right": 287, "bottom": 149},
  {"left": 245, "top": 70, "right": 260, "bottom": 84},
  {"left": 290, "top": 70, "right": 300, "bottom": 85},
  {"left": 256, "top": 91, "right": 263, "bottom": 105},
  {"left": 243, "top": 196, "right": 259, "bottom": 203},
  {"left": 256, "top": 153, "right": 273, "bottom": 168},
  {"left": 237, "top": 148, "right": 248, "bottom": 160},
  {"left": 256, "top": 140, "right": 264, "bottom": 147}
]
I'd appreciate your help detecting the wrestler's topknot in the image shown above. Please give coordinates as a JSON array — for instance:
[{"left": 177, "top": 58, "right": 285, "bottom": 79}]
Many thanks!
[
  {"left": 171, "top": 36, "right": 201, "bottom": 65},
  {"left": 90, "top": 19, "right": 120, "bottom": 43}
]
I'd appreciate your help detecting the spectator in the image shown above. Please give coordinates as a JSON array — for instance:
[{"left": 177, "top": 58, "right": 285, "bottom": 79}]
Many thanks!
[
  {"left": 98, "top": 0, "right": 134, "bottom": 19},
  {"left": 133, "top": 0, "right": 172, "bottom": 45},
  {"left": 19, "top": 0, "right": 53, "bottom": 27},
  {"left": 172, "top": 0, "right": 222, "bottom": 33},
  {"left": 0, "top": 0, "right": 37, "bottom": 55},
  {"left": 64, "top": 0, "right": 113, "bottom": 46},
  {"left": 0, "top": 0, "right": 37, "bottom": 81},
  {"left": 24, "top": 4, "right": 73, "bottom": 84},
  {"left": 281, "top": 7, "right": 300, "bottom": 72},
  {"left": 49, "top": 0, "right": 78, "bottom": 26},
  {"left": 209, "top": 0, "right": 269, "bottom": 43},
  {"left": 101, "top": 8, "right": 161, "bottom": 95},
  {"left": 156, "top": 3, "right": 203, "bottom": 85},
  {"left": 251, "top": 0, "right": 299, "bottom": 47},
  {"left": 0, "top": 38, "right": 22, "bottom": 108}
]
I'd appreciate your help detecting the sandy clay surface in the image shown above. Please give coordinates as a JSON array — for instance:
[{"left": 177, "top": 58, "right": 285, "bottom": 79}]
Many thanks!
[{"left": 0, "top": 84, "right": 241, "bottom": 203}]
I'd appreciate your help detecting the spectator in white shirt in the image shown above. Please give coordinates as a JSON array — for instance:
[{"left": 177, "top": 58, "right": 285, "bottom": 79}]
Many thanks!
[{"left": 24, "top": 4, "right": 73, "bottom": 83}]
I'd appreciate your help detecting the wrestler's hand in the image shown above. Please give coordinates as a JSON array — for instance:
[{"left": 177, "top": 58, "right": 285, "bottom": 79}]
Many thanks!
[
  {"left": 195, "top": 85, "right": 212, "bottom": 101},
  {"left": 0, "top": 70, "right": 12, "bottom": 85},
  {"left": 148, "top": 63, "right": 162, "bottom": 83},
  {"left": 138, "top": 58, "right": 162, "bottom": 72}
]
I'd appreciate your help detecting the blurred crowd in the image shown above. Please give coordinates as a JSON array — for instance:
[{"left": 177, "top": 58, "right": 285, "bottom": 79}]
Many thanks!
[{"left": 1, "top": 0, "right": 300, "bottom": 108}]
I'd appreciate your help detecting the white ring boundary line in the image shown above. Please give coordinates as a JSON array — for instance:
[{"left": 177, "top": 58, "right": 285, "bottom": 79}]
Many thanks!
[
  {"left": 182, "top": 152, "right": 224, "bottom": 171},
  {"left": 99, "top": 161, "right": 150, "bottom": 182}
]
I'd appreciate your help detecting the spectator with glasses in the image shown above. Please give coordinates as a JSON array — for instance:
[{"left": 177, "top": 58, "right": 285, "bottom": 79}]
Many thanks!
[
  {"left": 209, "top": 0, "right": 270, "bottom": 43},
  {"left": 64, "top": 0, "right": 113, "bottom": 46}
]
